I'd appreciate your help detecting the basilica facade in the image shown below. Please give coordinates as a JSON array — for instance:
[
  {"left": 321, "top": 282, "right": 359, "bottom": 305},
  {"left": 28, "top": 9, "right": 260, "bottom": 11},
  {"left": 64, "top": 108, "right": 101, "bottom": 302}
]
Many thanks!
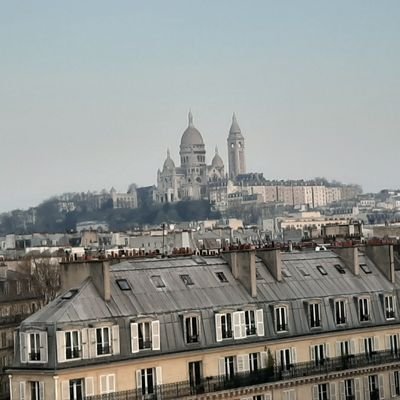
[{"left": 156, "top": 112, "right": 246, "bottom": 203}]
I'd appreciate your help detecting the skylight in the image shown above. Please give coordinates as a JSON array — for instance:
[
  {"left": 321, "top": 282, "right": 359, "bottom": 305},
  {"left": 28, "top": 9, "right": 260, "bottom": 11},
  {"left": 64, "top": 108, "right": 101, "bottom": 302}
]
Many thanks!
[
  {"left": 61, "top": 289, "right": 78, "bottom": 300},
  {"left": 334, "top": 264, "right": 346, "bottom": 274},
  {"left": 116, "top": 279, "right": 131, "bottom": 291},
  {"left": 180, "top": 274, "right": 194, "bottom": 286},
  {"left": 281, "top": 268, "right": 292, "bottom": 278},
  {"left": 151, "top": 275, "right": 166, "bottom": 288},
  {"left": 215, "top": 271, "right": 228, "bottom": 283},
  {"left": 360, "top": 264, "right": 372, "bottom": 274},
  {"left": 316, "top": 265, "right": 328, "bottom": 276},
  {"left": 298, "top": 267, "right": 310, "bottom": 277}
]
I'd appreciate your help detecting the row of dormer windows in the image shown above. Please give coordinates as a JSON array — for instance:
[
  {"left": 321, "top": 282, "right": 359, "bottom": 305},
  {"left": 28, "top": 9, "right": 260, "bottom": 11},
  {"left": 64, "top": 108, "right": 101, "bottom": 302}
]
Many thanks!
[{"left": 19, "top": 295, "right": 396, "bottom": 364}]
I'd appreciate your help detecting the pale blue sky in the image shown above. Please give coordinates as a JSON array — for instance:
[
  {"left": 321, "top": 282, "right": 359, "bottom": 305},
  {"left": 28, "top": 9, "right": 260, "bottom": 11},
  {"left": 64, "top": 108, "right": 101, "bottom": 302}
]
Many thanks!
[{"left": 1, "top": 1, "right": 399, "bottom": 212}]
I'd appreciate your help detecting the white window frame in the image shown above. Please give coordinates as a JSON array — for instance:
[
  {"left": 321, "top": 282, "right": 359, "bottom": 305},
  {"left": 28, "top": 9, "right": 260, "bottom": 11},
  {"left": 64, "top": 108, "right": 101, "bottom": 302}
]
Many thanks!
[
  {"left": 384, "top": 294, "right": 395, "bottom": 320},
  {"left": 65, "top": 330, "right": 81, "bottom": 360},
  {"left": 309, "top": 302, "right": 321, "bottom": 328},
  {"left": 215, "top": 312, "right": 233, "bottom": 341},
  {"left": 358, "top": 297, "right": 370, "bottom": 322},
  {"left": 334, "top": 299, "right": 346, "bottom": 325},
  {"left": 20, "top": 331, "right": 48, "bottom": 364},
  {"left": 184, "top": 315, "right": 200, "bottom": 344},
  {"left": 310, "top": 343, "right": 330, "bottom": 365},
  {"left": 30, "top": 381, "right": 44, "bottom": 400},
  {"left": 136, "top": 367, "right": 162, "bottom": 396},
  {"left": 274, "top": 305, "right": 288, "bottom": 332},
  {"left": 99, "top": 374, "right": 115, "bottom": 394},
  {"left": 130, "top": 320, "right": 160, "bottom": 353},
  {"left": 390, "top": 370, "right": 400, "bottom": 397},
  {"left": 96, "top": 327, "right": 111, "bottom": 356}
]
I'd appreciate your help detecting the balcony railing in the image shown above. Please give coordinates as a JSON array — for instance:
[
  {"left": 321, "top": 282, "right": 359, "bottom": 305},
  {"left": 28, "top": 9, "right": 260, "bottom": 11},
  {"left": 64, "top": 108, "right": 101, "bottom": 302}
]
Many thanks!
[{"left": 84, "top": 350, "right": 400, "bottom": 400}]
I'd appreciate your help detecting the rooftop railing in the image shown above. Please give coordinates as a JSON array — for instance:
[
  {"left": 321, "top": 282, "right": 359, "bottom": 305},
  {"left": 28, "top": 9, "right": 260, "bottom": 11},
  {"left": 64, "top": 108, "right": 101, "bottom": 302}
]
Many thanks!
[{"left": 84, "top": 350, "right": 400, "bottom": 400}]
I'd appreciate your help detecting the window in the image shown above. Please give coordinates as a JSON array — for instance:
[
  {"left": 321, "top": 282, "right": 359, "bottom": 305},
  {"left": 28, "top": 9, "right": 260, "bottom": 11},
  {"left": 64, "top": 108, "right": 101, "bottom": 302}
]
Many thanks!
[
  {"left": 96, "top": 327, "right": 110, "bottom": 356},
  {"left": 281, "top": 268, "right": 292, "bottom": 278},
  {"left": 61, "top": 290, "right": 78, "bottom": 300},
  {"left": 283, "top": 389, "right": 296, "bottom": 400},
  {"left": 334, "top": 264, "right": 346, "bottom": 274},
  {"left": 384, "top": 295, "right": 395, "bottom": 319},
  {"left": 99, "top": 374, "right": 115, "bottom": 395},
  {"left": 367, "top": 375, "right": 383, "bottom": 400},
  {"left": 316, "top": 265, "right": 328, "bottom": 276},
  {"left": 131, "top": 320, "right": 160, "bottom": 352},
  {"left": 188, "top": 361, "right": 202, "bottom": 392},
  {"left": 30, "top": 381, "right": 44, "bottom": 400},
  {"left": 221, "top": 356, "right": 235, "bottom": 379},
  {"left": 69, "top": 379, "right": 83, "bottom": 400},
  {"left": 275, "top": 306, "right": 288, "bottom": 332},
  {"left": 312, "top": 383, "right": 329, "bottom": 400},
  {"left": 298, "top": 267, "right": 310, "bottom": 277},
  {"left": 216, "top": 272, "right": 228, "bottom": 283},
  {"left": 65, "top": 331, "right": 80, "bottom": 360},
  {"left": 184, "top": 316, "right": 199, "bottom": 343},
  {"left": 360, "top": 263, "right": 372, "bottom": 274},
  {"left": 136, "top": 368, "right": 161, "bottom": 397},
  {"left": 335, "top": 300, "right": 346, "bottom": 325},
  {"left": 20, "top": 332, "right": 47, "bottom": 363},
  {"left": 180, "top": 274, "right": 194, "bottom": 286},
  {"left": 277, "top": 348, "right": 297, "bottom": 370},
  {"left": 245, "top": 310, "right": 256, "bottom": 336},
  {"left": 391, "top": 371, "right": 400, "bottom": 397},
  {"left": 337, "top": 340, "right": 355, "bottom": 358},
  {"left": 344, "top": 379, "right": 356, "bottom": 400},
  {"left": 388, "top": 334, "right": 399, "bottom": 355},
  {"left": 362, "top": 337, "right": 378, "bottom": 358},
  {"left": 151, "top": 275, "right": 165, "bottom": 288},
  {"left": 116, "top": 279, "right": 131, "bottom": 291},
  {"left": 311, "top": 344, "right": 329, "bottom": 366},
  {"left": 309, "top": 303, "right": 321, "bottom": 328},
  {"left": 249, "top": 352, "right": 259, "bottom": 372},
  {"left": 358, "top": 297, "right": 370, "bottom": 322}
]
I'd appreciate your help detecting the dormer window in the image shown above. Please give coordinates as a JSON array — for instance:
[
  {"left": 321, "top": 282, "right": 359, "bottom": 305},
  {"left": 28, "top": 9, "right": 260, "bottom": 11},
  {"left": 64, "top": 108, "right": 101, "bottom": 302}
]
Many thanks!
[
  {"left": 316, "top": 265, "right": 328, "bottom": 276},
  {"left": 19, "top": 331, "right": 48, "bottom": 364},
  {"left": 385, "top": 295, "right": 395, "bottom": 320},
  {"left": 275, "top": 305, "right": 288, "bottom": 332},
  {"left": 309, "top": 302, "right": 321, "bottom": 328},
  {"left": 131, "top": 320, "right": 160, "bottom": 353},
  {"left": 334, "top": 299, "right": 347, "bottom": 325},
  {"left": 216, "top": 272, "right": 228, "bottom": 283},
  {"left": 358, "top": 297, "right": 371, "bottom": 322},
  {"left": 184, "top": 315, "right": 199, "bottom": 344}
]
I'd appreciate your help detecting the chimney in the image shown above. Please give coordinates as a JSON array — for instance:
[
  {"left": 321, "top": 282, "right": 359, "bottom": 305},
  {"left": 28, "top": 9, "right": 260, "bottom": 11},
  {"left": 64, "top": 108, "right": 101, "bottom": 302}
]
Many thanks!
[
  {"left": 256, "top": 248, "right": 282, "bottom": 282},
  {"left": 60, "top": 260, "right": 111, "bottom": 301},
  {"left": 223, "top": 250, "right": 257, "bottom": 297},
  {"left": 332, "top": 246, "right": 359, "bottom": 276},
  {"left": 365, "top": 244, "right": 395, "bottom": 283}
]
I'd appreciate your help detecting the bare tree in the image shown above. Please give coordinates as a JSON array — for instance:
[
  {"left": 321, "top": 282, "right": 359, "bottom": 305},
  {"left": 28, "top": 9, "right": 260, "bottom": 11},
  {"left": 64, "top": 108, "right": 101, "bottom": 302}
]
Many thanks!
[{"left": 19, "top": 257, "right": 61, "bottom": 306}]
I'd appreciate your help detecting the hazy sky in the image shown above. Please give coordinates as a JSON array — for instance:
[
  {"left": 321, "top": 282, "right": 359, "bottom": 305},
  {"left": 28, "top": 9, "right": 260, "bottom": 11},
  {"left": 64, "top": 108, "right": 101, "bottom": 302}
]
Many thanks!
[{"left": 1, "top": 1, "right": 399, "bottom": 212}]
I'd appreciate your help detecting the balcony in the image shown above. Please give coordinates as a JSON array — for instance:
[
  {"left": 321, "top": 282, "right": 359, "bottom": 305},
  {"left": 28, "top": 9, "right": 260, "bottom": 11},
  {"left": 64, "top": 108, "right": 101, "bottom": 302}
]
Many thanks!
[{"left": 84, "top": 350, "right": 400, "bottom": 399}]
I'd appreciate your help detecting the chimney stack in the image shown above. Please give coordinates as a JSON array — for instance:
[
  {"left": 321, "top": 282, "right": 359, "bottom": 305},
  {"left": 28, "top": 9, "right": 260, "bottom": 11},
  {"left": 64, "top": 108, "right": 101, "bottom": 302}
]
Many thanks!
[
  {"left": 365, "top": 244, "right": 395, "bottom": 283},
  {"left": 256, "top": 248, "right": 282, "bottom": 282},
  {"left": 332, "top": 246, "right": 359, "bottom": 276}
]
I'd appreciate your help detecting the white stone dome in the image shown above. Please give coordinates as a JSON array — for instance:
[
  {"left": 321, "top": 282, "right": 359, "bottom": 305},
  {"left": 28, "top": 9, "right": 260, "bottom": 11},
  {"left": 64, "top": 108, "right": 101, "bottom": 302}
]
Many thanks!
[{"left": 180, "top": 111, "right": 204, "bottom": 146}]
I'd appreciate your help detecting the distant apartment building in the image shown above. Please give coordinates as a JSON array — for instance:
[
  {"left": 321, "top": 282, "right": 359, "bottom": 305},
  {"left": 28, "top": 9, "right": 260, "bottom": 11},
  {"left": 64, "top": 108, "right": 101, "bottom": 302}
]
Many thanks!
[{"left": 8, "top": 244, "right": 400, "bottom": 400}]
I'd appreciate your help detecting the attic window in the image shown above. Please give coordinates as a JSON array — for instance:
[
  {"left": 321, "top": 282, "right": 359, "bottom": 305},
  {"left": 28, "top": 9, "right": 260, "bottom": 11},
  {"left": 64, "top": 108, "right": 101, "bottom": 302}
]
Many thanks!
[
  {"left": 298, "top": 267, "right": 310, "bottom": 277},
  {"left": 215, "top": 272, "right": 228, "bottom": 283},
  {"left": 360, "top": 264, "right": 372, "bottom": 274},
  {"left": 116, "top": 279, "right": 131, "bottom": 291},
  {"left": 180, "top": 274, "right": 194, "bottom": 286},
  {"left": 61, "top": 289, "right": 78, "bottom": 300},
  {"left": 151, "top": 275, "right": 166, "bottom": 288},
  {"left": 334, "top": 264, "right": 346, "bottom": 274},
  {"left": 316, "top": 265, "right": 328, "bottom": 276},
  {"left": 281, "top": 268, "right": 292, "bottom": 278}
]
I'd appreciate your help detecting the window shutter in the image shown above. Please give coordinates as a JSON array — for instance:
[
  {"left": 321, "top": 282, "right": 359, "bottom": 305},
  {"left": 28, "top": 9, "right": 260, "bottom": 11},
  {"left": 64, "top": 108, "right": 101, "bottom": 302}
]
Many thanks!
[
  {"left": 385, "top": 335, "right": 391, "bottom": 350},
  {"left": 291, "top": 347, "right": 297, "bottom": 364},
  {"left": 130, "top": 323, "right": 139, "bottom": 353},
  {"left": 152, "top": 320, "right": 160, "bottom": 350},
  {"left": 339, "top": 381, "right": 345, "bottom": 400},
  {"left": 19, "top": 333, "right": 27, "bottom": 363},
  {"left": 39, "top": 382, "right": 44, "bottom": 400},
  {"left": 336, "top": 342, "right": 341, "bottom": 357},
  {"left": 325, "top": 343, "right": 330, "bottom": 358},
  {"left": 81, "top": 329, "right": 89, "bottom": 359},
  {"left": 310, "top": 345, "right": 315, "bottom": 361},
  {"left": 108, "top": 374, "right": 115, "bottom": 393},
  {"left": 330, "top": 382, "right": 337, "bottom": 400},
  {"left": 390, "top": 371, "right": 396, "bottom": 397},
  {"left": 136, "top": 370, "right": 142, "bottom": 391},
  {"left": 354, "top": 378, "right": 361, "bottom": 400},
  {"left": 154, "top": 366, "right": 162, "bottom": 387},
  {"left": 374, "top": 336, "right": 380, "bottom": 351},
  {"left": 39, "top": 332, "right": 48, "bottom": 363},
  {"left": 100, "top": 375, "right": 107, "bottom": 394},
  {"left": 243, "top": 354, "right": 250, "bottom": 372},
  {"left": 215, "top": 313, "right": 223, "bottom": 342},
  {"left": 359, "top": 338, "right": 365, "bottom": 354},
  {"left": 312, "top": 385, "right": 319, "bottom": 400},
  {"left": 239, "top": 311, "right": 246, "bottom": 338},
  {"left": 85, "top": 377, "right": 94, "bottom": 396},
  {"left": 233, "top": 312, "right": 241, "bottom": 339},
  {"left": 260, "top": 351, "right": 268, "bottom": 368},
  {"left": 236, "top": 354, "right": 245, "bottom": 372},
  {"left": 88, "top": 328, "right": 96, "bottom": 358},
  {"left": 350, "top": 339, "right": 356, "bottom": 355},
  {"left": 112, "top": 325, "right": 120, "bottom": 355},
  {"left": 255, "top": 309, "right": 264, "bottom": 336},
  {"left": 363, "top": 377, "right": 369, "bottom": 400},
  {"left": 218, "top": 358, "right": 226, "bottom": 376},
  {"left": 61, "top": 381, "right": 70, "bottom": 400},
  {"left": 56, "top": 331, "right": 66, "bottom": 363},
  {"left": 290, "top": 389, "right": 296, "bottom": 400},
  {"left": 378, "top": 374, "right": 384, "bottom": 400},
  {"left": 265, "top": 394, "right": 272, "bottom": 400},
  {"left": 275, "top": 350, "right": 281, "bottom": 366},
  {"left": 19, "top": 381, "right": 26, "bottom": 400}
]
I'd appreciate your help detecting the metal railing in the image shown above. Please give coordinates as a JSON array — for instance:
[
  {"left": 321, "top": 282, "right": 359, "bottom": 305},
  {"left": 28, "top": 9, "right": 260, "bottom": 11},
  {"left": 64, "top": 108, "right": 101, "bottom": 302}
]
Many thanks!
[{"left": 84, "top": 349, "right": 400, "bottom": 400}]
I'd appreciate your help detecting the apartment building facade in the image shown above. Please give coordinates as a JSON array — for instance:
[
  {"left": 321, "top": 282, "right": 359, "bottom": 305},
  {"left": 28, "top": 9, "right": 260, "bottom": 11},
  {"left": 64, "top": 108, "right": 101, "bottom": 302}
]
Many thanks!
[{"left": 8, "top": 244, "right": 400, "bottom": 400}]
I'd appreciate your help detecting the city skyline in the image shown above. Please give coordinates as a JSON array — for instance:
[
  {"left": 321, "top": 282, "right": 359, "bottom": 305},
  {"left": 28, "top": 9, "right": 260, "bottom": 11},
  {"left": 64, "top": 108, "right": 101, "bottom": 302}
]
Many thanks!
[{"left": 1, "top": 1, "right": 399, "bottom": 212}]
